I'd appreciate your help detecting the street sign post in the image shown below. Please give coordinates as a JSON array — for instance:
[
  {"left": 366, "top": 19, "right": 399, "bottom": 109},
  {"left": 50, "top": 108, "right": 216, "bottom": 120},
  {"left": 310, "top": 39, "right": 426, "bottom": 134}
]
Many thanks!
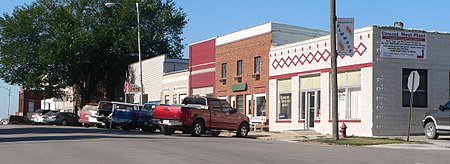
[{"left": 406, "top": 71, "right": 420, "bottom": 142}]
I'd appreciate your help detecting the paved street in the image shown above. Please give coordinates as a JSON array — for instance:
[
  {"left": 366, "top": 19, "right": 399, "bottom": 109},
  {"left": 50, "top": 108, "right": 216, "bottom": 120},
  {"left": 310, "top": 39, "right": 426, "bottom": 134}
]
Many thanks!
[{"left": 1, "top": 125, "right": 450, "bottom": 164}]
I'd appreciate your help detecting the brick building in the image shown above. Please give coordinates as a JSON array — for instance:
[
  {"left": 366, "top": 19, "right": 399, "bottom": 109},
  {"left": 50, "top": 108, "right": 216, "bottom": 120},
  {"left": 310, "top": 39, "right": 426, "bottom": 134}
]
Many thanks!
[
  {"left": 215, "top": 22, "right": 327, "bottom": 127},
  {"left": 17, "top": 87, "right": 43, "bottom": 117},
  {"left": 189, "top": 38, "right": 216, "bottom": 97}
]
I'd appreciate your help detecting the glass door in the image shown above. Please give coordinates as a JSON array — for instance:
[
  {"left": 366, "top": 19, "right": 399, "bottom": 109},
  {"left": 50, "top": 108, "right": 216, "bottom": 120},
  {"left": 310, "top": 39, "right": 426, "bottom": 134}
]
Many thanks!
[
  {"left": 254, "top": 93, "right": 266, "bottom": 117},
  {"left": 245, "top": 94, "right": 252, "bottom": 117},
  {"left": 301, "top": 90, "right": 320, "bottom": 129}
]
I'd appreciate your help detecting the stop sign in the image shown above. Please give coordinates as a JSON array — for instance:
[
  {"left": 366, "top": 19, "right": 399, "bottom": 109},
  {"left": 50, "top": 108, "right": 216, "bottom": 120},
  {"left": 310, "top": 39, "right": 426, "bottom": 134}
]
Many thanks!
[{"left": 407, "top": 71, "right": 420, "bottom": 93}]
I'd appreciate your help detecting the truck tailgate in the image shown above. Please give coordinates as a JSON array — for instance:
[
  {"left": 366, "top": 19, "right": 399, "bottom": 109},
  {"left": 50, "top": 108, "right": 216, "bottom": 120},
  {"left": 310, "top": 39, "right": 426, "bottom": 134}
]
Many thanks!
[{"left": 153, "top": 105, "right": 181, "bottom": 120}]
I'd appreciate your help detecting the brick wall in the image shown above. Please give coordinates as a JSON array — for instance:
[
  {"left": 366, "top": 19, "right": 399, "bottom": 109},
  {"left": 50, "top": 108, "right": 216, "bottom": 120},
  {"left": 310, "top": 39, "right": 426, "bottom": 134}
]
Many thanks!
[{"left": 215, "top": 32, "right": 272, "bottom": 117}]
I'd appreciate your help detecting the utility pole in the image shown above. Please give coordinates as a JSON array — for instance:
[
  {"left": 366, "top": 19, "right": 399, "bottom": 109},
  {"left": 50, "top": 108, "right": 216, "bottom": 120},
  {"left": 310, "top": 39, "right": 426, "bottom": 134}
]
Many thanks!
[
  {"left": 137, "top": 2, "right": 143, "bottom": 105},
  {"left": 330, "top": 0, "right": 339, "bottom": 140}
]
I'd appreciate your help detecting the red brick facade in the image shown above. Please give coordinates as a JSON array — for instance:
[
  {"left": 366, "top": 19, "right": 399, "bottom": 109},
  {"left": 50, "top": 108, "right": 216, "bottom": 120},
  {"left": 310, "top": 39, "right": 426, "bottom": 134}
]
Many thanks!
[
  {"left": 18, "top": 87, "right": 43, "bottom": 116},
  {"left": 215, "top": 33, "right": 271, "bottom": 120},
  {"left": 189, "top": 38, "right": 216, "bottom": 96}
]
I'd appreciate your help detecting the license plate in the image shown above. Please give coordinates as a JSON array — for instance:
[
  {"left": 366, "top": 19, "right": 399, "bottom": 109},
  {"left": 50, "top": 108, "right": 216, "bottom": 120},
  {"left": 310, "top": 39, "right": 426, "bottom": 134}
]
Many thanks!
[{"left": 162, "top": 120, "right": 169, "bottom": 124}]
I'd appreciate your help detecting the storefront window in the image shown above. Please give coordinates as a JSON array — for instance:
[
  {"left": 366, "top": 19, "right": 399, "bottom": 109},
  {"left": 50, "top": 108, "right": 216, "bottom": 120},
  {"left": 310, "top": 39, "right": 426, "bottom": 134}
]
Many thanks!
[
  {"left": 278, "top": 79, "right": 292, "bottom": 120},
  {"left": 165, "top": 95, "right": 170, "bottom": 104},
  {"left": 336, "top": 70, "right": 361, "bottom": 119},
  {"left": 402, "top": 69, "right": 427, "bottom": 107},
  {"left": 173, "top": 95, "right": 177, "bottom": 104}
]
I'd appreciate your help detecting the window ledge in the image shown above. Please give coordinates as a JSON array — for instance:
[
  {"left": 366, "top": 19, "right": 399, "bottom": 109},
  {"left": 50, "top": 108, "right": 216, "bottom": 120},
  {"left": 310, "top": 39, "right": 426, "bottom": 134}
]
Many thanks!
[
  {"left": 328, "top": 119, "right": 361, "bottom": 123},
  {"left": 276, "top": 120, "right": 292, "bottom": 123}
]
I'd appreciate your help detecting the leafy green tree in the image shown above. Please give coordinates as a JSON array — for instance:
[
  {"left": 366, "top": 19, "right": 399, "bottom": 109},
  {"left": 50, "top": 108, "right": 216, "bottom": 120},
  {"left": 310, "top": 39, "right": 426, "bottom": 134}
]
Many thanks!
[{"left": 0, "top": 0, "right": 187, "bottom": 110}]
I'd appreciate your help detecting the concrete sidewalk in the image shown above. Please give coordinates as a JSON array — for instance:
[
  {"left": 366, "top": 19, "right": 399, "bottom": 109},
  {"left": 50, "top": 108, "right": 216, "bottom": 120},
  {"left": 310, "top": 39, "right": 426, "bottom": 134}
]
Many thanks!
[{"left": 224, "top": 130, "right": 450, "bottom": 150}]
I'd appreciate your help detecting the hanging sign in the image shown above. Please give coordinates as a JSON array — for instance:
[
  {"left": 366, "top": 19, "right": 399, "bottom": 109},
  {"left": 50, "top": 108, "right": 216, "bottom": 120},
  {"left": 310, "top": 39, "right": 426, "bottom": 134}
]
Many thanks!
[{"left": 336, "top": 18, "right": 355, "bottom": 56}]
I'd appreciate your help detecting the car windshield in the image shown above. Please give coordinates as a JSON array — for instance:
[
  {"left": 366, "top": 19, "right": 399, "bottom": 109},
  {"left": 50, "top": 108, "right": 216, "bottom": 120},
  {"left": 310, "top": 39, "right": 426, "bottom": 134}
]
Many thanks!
[
  {"left": 182, "top": 98, "right": 206, "bottom": 105},
  {"left": 34, "top": 109, "right": 49, "bottom": 114},
  {"left": 142, "top": 104, "right": 155, "bottom": 111},
  {"left": 81, "top": 105, "right": 98, "bottom": 112},
  {"left": 98, "top": 102, "right": 113, "bottom": 111}
]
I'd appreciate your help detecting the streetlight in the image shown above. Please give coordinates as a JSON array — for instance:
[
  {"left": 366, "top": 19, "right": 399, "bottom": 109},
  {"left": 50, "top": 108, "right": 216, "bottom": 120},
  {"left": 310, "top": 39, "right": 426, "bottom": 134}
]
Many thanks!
[
  {"left": 0, "top": 86, "right": 11, "bottom": 116},
  {"left": 105, "top": 2, "right": 144, "bottom": 105}
]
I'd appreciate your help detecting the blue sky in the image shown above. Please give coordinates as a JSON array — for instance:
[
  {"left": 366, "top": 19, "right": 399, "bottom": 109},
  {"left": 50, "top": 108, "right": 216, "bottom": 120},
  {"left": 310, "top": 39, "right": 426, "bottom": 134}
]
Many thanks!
[{"left": 1, "top": 0, "right": 449, "bottom": 118}]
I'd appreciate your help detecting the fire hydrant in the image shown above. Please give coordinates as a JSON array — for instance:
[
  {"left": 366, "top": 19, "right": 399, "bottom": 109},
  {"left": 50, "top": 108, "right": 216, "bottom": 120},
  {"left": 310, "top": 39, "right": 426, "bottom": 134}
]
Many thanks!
[{"left": 339, "top": 123, "right": 347, "bottom": 138}]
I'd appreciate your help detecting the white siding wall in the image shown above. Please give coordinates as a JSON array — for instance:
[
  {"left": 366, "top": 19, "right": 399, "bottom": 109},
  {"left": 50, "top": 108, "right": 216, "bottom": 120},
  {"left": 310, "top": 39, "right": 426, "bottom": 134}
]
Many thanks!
[
  {"left": 130, "top": 55, "right": 165, "bottom": 103},
  {"left": 372, "top": 28, "right": 450, "bottom": 135}
]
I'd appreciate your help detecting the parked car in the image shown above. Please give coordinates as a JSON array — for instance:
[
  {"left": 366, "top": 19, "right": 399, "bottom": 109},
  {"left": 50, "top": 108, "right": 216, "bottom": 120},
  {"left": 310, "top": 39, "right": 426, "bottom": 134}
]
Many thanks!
[
  {"left": 31, "top": 109, "right": 52, "bottom": 124},
  {"left": 96, "top": 101, "right": 141, "bottom": 130},
  {"left": 422, "top": 101, "right": 450, "bottom": 139},
  {"left": 8, "top": 115, "right": 32, "bottom": 125},
  {"left": 78, "top": 103, "right": 103, "bottom": 127},
  {"left": 0, "top": 117, "right": 8, "bottom": 125},
  {"left": 43, "top": 112, "right": 81, "bottom": 126},
  {"left": 138, "top": 103, "right": 160, "bottom": 132},
  {"left": 153, "top": 96, "right": 250, "bottom": 137}
]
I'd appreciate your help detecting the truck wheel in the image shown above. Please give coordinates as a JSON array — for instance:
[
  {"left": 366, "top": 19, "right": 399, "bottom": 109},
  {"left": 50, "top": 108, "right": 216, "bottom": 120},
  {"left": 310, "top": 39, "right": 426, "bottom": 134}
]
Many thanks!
[
  {"left": 211, "top": 131, "right": 221, "bottom": 137},
  {"left": 236, "top": 122, "right": 249, "bottom": 137},
  {"left": 425, "top": 122, "right": 439, "bottom": 139},
  {"left": 121, "top": 123, "right": 131, "bottom": 131},
  {"left": 190, "top": 120, "right": 204, "bottom": 137},
  {"left": 141, "top": 127, "right": 156, "bottom": 133},
  {"left": 161, "top": 125, "right": 175, "bottom": 135}
]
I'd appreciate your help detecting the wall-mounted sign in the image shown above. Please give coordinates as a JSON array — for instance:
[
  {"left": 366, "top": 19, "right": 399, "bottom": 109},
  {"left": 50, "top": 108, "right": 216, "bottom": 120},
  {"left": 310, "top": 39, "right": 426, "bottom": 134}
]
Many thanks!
[
  {"left": 380, "top": 31, "right": 427, "bottom": 59},
  {"left": 129, "top": 84, "right": 141, "bottom": 94},
  {"left": 336, "top": 18, "right": 355, "bottom": 56},
  {"left": 231, "top": 83, "right": 247, "bottom": 92}
]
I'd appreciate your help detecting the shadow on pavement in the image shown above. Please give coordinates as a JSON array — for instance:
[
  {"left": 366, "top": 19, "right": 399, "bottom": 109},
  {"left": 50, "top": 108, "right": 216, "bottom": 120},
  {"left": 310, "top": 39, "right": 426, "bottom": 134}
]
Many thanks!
[
  {"left": 0, "top": 126, "right": 154, "bottom": 136},
  {"left": 0, "top": 135, "right": 165, "bottom": 143}
]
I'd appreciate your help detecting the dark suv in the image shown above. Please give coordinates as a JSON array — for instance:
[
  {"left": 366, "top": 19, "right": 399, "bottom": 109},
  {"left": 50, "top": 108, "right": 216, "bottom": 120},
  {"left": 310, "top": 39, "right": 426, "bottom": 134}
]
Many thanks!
[
  {"left": 8, "top": 115, "right": 32, "bottom": 125},
  {"left": 422, "top": 101, "right": 450, "bottom": 139}
]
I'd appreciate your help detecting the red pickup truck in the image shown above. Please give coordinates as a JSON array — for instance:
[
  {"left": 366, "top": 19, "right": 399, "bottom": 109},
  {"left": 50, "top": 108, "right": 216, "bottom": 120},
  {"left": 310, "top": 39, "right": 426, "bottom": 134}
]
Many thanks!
[{"left": 153, "top": 96, "right": 250, "bottom": 137}]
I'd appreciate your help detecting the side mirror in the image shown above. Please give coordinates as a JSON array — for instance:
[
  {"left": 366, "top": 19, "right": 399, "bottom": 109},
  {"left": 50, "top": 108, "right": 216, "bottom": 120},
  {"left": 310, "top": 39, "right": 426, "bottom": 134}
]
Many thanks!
[
  {"left": 439, "top": 105, "right": 445, "bottom": 110},
  {"left": 229, "top": 108, "right": 237, "bottom": 114}
]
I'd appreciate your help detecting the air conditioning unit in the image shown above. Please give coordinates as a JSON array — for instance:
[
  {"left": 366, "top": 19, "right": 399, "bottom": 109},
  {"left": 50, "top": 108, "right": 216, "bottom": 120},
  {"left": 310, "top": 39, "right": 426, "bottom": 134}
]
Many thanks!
[
  {"left": 219, "top": 78, "right": 226, "bottom": 84},
  {"left": 234, "top": 76, "right": 242, "bottom": 82},
  {"left": 252, "top": 73, "right": 260, "bottom": 80}
]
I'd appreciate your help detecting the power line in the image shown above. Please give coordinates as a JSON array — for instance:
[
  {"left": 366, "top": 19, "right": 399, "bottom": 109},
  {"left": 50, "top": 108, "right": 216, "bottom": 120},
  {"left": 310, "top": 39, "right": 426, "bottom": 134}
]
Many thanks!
[{"left": 186, "top": 0, "right": 227, "bottom": 14}]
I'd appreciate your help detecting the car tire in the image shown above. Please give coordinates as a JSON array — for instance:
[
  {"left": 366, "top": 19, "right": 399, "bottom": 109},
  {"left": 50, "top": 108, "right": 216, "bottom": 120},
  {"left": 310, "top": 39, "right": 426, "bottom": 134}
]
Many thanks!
[
  {"left": 61, "top": 119, "right": 68, "bottom": 126},
  {"left": 236, "top": 122, "right": 249, "bottom": 137},
  {"left": 11, "top": 121, "right": 19, "bottom": 125},
  {"left": 161, "top": 125, "right": 175, "bottom": 135},
  {"left": 83, "top": 123, "right": 90, "bottom": 128},
  {"left": 121, "top": 123, "right": 132, "bottom": 131},
  {"left": 95, "top": 124, "right": 105, "bottom": 128},
  {"left": 425, "top": 122, "right": 439, "bottom": 139},
  {"left": 211, "top": 131, "right": 221, "bottom": 137},
  {"left": 190, "top": 120, "right": 204, "bottom": 137}
]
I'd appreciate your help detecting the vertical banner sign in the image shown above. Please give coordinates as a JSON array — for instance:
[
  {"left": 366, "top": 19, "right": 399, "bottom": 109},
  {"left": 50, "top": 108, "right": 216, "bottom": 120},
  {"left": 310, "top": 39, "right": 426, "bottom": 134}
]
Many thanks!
[
  {"left": 336, "top": 18, "right": 355, "bottom": 56},
  {"left": 380, "top": 31, "right": 427, "bottom": 59}
]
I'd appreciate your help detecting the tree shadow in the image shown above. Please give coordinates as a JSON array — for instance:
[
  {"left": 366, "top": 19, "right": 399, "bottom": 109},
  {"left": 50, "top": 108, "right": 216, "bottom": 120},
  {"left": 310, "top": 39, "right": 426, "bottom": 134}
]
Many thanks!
[
  {"left": 0, "top": 125, "right": 151, "bottom": 135},
  {"left": 0, "top": 135, "right": 165, "bottom": 143}
]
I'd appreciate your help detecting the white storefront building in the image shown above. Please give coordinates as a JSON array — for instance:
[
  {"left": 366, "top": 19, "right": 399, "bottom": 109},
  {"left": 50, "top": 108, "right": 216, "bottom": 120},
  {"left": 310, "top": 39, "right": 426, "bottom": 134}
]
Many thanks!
[
  {"left": 162, "top": 70, "right": 189, "bottom": 104},
  {"left": 269, "top": 25, "right": 450, "bottom": 136},
  {"left": 129, "top": 55, "right": 188, "bottom": 103}
]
